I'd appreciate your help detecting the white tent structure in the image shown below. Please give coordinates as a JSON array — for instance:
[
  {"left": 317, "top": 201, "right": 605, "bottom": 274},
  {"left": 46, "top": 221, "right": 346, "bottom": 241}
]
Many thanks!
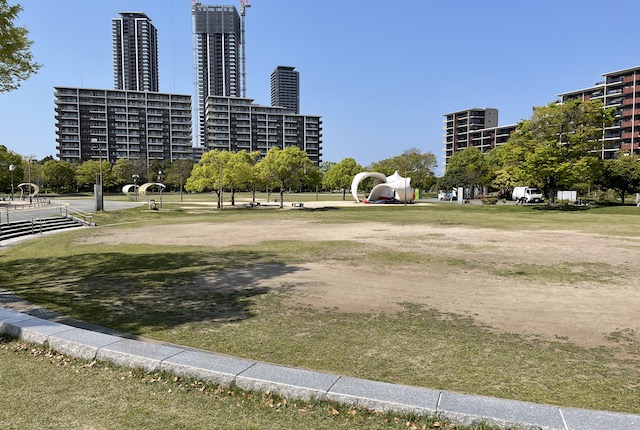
[{"left": 351, "top": 171, "right": 412, "bottom": 203}]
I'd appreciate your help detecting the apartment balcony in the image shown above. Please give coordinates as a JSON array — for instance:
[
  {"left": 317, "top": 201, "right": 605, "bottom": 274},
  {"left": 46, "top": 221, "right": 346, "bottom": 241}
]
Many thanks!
[
  {"left": 623, "top": 86, "right": 637, "bottom": 95},
  {"left": 621, "top": 120, "right": 640, "bottom": 128}
]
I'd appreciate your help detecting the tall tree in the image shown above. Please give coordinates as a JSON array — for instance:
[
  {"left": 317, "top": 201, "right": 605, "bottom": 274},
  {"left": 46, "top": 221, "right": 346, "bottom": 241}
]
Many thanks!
[
  {"left": 163, "top": 159, "right": 195, "bottom": 192},
  {"left": 370, "top": 148, "right": 437, "bottom": 190},
  {"left": 224, "top": 150, "right": 254, "bottom": 206},
  {"left": 600, "top": 153, "right": 640, "bottom": 204},
  {"left": 322, "top": 157, "right": 363, "bottom": 200},
  {"left": 441, "top": 147, "right": 490, "bottom": 196},
  {"left": 0, "top": 145, "right": 22, "bottom": 193},
  {"left": 506, "top": 99, "right": 613, "bottom": 203},
  {"left": 0, "top": 0, "right": 41, "bottom": 92},
  {"left": 75, "top": 160, "right": 112, "bottom": 192},
  {"left": 257, "top": 146, "right": 312, "bottom": 208},
  {"left": 41, "top": 159, "right": 75, "bottom": 193},
  {"left": 185, "top": 150, "right": 230, "bottom": 208}
]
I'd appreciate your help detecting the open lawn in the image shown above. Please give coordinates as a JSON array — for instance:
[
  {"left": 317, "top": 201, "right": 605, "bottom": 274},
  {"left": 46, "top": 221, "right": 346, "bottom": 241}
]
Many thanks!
[{"left": 1, "top": 201, "right": 639, "bottom": 416}]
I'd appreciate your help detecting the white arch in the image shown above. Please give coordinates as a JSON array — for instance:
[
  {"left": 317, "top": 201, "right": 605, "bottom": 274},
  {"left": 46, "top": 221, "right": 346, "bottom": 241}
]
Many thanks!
[
  {"left": 350, "top": 171, "right": 412, "bottom": 203},
  {"left": 138, "top": 182, "right": 166, "bottom": 201},
  {"left": 351, "top": 172, "right": 387, "bottom": 202},
  {"left": 17, "top": 182, "right": 39, "bottom": 198},
  {"left": 122, "top": 184, "right": 140, "bottom": 200}
]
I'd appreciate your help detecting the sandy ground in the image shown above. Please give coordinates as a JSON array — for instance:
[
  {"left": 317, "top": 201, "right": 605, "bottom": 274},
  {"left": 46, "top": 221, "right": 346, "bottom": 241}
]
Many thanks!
[{"left": 78, "top": 209, "right": 640, "bottom": 349}]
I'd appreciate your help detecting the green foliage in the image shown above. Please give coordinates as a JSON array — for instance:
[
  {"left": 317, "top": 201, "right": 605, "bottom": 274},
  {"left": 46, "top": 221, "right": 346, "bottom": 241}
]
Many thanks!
[
  {"left": 441, "top": 147, "right": 490, "bottom": 193},
  {"left": 257, "top": 146, "right": 313, "bottom": 208},
  {"left": 74, "top": 160, "right": 112, "bottom": 191},
  {"left": 0, "top": 0, "right": 41, "bottom": 92},
  {"left": 322, "top": 157, "right": 362, "bottom": 200},
  {"left": 40, "top": 159, "right": 75, "bottom": 192},
  {"left": 504, "top": 99, "right": 613, "bottom": 202},
  {"left": 162, "top": 159, "right": 195, "bottom": 191},
  {"left": 0, "top": 145, "right": 22, "bottom": 193},
  {"left": 600, "top": 153, "right": 640, "bottom": 204},
  {"left": 369, "top": 147, "right": 437, "bottom": 190},
  {"left": 185, "top": 150, "right": 230, "bottom": 207}
]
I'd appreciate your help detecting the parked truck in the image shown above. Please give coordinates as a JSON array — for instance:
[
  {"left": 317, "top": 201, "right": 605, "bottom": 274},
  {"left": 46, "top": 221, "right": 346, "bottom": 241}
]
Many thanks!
[{"left": 512, "top": 186, "right": 544, "bottom": 204}]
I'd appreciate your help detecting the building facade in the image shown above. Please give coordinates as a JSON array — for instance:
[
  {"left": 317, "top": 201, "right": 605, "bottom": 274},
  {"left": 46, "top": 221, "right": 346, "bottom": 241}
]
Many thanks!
[
  {"left": 191, "top": 3, "right": 241, "bottom": 146},
  {"left": 112, "top": 12, "right": 159, "bottom": 92},
  {"left": 271, "top": 66, "right": 300, "bottom": 114},
  {"left": 204, "top": 96, "right": 322, "bottom": 164},
  {"left": 443, "top": 108, "right": 515, "bottom": 166},
  {"left": 55, "top": 87, "right": 192, "bottom": 165},
  {"left": 558, "top": 66, "right": 640, "bottom": 158}
]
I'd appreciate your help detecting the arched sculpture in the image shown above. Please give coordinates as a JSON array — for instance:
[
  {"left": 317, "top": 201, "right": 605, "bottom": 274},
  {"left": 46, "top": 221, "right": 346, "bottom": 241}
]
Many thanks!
[
  {"left": 351, "top": 171, "right": 412, "bottom": 203},
  {"left": 17, "top": 182, "right": 39, "bottom": 199},
  {"left": 138, "top": 183, "right": 165, "bottom": 200},
  {"left": 122, "top": 184, "right": 140, "bottom": 200}
]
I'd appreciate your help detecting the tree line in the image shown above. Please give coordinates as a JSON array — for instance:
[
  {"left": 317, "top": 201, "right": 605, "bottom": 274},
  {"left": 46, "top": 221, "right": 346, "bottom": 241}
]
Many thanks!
[{"left": 441, "top": 99, "right": 640, "bottom": 204}]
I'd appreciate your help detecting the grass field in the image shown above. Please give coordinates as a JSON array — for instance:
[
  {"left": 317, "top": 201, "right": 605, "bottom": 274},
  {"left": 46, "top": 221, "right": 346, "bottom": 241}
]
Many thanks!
[{"left": 1, "top": 201, "right": 639, "bottom": 421}]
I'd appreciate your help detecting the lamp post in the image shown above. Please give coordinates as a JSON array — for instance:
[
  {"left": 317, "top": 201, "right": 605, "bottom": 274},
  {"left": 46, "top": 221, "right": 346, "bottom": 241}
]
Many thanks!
[
  {"left": 8, "top": 164, "right": 15, "bottom": 200},
  {"left": 157, "top": 170, "right": 163, "bottom": 208},
  {"left": 132, "top": 174, "right": 139, "bottom": 201},
  {"left": 179, "top": 171, "right": 183, "bottom": 202}
]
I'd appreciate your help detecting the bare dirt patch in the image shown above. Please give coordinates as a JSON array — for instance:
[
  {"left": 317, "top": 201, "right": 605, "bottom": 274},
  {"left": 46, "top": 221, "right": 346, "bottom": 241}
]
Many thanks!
[{"left": 81, "top": 219, "right": 640, "bottom": 348}]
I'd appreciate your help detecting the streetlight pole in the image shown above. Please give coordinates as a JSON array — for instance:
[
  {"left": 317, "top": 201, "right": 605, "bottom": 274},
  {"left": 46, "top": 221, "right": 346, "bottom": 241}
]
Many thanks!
[
  {"left": 132, "top": 174, "right": 139, "bottom": 201},
  {"left": 179, "top": 171, "right": 183, "bottom": 202},
  {"left": 8, "top": 164, "right": 15, "bottom": 200},
  {"left": 157, "top": 170, "right": 163, "bottom": 208}
]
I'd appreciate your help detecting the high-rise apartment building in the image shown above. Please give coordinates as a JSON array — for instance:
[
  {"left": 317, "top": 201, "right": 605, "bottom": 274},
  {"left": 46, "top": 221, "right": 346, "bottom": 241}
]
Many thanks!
[
  {"left": 191, "top": 3, "right": 241, "bottom": 146},
  {"left": 558, "top": 66, "right": 640, "bottom": 158},
  {"left": 112, "top": 12, "right": 159, "bottom": 92},
  {"left": 55, "top": 87, "right": 192, "bottom": 165},
  {"left": 271, "top": 66, "right": 300, "bottom": 114},
  {"left": 205, "top": 96, "right": 322, "bottom": 164},
  {"left": 443, "top": 108, "right": 515, "bottom": 166}
]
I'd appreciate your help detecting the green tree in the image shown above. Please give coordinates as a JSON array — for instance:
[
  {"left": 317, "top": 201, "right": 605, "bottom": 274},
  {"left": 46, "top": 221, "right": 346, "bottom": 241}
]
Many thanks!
[
  {"left": 0, "top": 0, "right": 41, "bottom": 92},
  {"left": 185, "top": 150, "right": 230, "bottom": 208},
  {"left": 162, "top": 159, "right": 194, "bottom": 193},
  {"left": 506, "top": 99, "right": 613, "bottom": 203},
  {"left": 322, "top": 157, "right": 363, "bottom": 200},
  {"left": 370, "top": 148, "right": 437, "bottom": 190},
  {"left": 600, "top": 153, "right": 640, "bottom": 204},
  {"left": 110, "top": 158, "right": 137, "bottom": 189},
  {"left": 0, "top": 145, "right": 22, "bottom": 194},
  {"left": 75, "top": 160, "right": 112, "bottom": 192},
  {"left": 257, "top": 146, "right": 312, "bottom": 208},
  {"left": 441, "top": 147, "right": 490, "bottom": 196},
  {"left": 41, "top": 159, "right": 75, "bottom": 193},
  {"left": 224, "top": 150, "right": 255, "bottom": 206}
]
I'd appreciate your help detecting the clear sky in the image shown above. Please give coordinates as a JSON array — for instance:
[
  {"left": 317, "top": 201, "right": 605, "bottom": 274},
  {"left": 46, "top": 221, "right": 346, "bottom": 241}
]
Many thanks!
[{"left": 1, "top": 0, "right": 639, "bottom": 174}]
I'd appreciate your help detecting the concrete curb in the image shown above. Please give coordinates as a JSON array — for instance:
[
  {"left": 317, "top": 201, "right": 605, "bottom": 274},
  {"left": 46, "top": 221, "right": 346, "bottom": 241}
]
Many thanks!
[{"left": 1, "top": 307, "right": 638, "bottom": 430}]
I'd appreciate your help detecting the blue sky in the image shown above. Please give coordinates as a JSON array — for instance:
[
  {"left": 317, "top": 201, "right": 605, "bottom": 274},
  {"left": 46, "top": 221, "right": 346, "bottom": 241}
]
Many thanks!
[{"left": 1, "top": 0, "right": 639, "bottom": 175}]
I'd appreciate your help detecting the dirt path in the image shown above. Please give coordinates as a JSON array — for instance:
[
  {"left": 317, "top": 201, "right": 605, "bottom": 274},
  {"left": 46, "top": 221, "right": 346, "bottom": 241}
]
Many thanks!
[{"left": 81, "top": 219, "right": 640, "bottom": 348}]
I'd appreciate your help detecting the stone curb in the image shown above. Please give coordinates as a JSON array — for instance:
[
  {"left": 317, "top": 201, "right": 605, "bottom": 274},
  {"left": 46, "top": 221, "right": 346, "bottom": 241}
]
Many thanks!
[{"left": 1, "top": 307, "right": 638, "bottom": 430}]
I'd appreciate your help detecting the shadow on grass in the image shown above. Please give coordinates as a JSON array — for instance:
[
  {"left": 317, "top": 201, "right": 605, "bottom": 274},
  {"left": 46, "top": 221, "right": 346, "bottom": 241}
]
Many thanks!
[{"left": 0, "top": 249, "right": 305, "bottom": 335}]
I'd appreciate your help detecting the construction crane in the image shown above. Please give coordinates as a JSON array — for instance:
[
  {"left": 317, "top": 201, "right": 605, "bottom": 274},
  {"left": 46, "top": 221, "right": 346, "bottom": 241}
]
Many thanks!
[{"left": 240, "top": 0, "right": 251, "bottom": 98}]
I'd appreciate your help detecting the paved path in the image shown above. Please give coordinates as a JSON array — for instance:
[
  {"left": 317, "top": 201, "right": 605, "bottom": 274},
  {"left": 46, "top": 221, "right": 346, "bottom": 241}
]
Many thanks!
[{"left": 0, "top": 298, "right": 638, "bottom": 429}]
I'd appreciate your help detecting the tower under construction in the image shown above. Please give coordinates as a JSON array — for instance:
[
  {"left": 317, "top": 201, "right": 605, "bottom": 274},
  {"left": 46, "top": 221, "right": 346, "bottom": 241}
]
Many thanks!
[{"left": 191, "top": 2, "right": 241, "bottom": 147}]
